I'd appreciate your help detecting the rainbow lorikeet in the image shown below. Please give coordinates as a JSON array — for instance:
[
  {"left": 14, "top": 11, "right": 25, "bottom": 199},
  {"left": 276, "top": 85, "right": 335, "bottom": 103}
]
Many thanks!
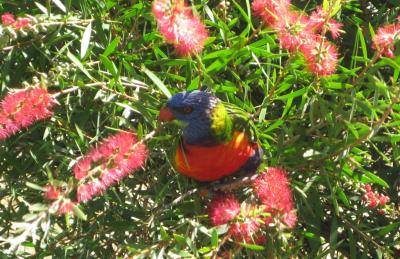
[{"left": 159, "top": 91, "right": 262, "bottom": 182}]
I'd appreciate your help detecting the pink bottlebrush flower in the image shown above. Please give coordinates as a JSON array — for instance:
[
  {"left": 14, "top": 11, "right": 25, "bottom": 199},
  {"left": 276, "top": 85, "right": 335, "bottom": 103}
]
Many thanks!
[
  {"left": 73, "top": 158, "right": 91, "bottom": 180},
  {"left": 372, "top": 23, "right": 400, "bottom": 58},
  {"left": 152, "top": 0, "right": 209, "bottom": 56},
  {"left": 44, "top": 185, "right": 60, "bottom": 200},
  {"left": 0, "top": 88, "right": 56, "bottom": 141},
  {"left": 282, "top": 210, "right": 297, "bottom": 228},
  {"left": 227, "top": 204, "right": 266, "bottom": 244},
  {"left": 253, "top": 167, "right": 295, "bottom": 213},
  {"left": 300, "top": 37, "right": 338, "bottom": 76},
  {"left": 14, "top": 17, "right": 30, "bottom": 29},
  {"left": 253, "top": 167, "right": 297, "bottom": 228},
  {"left": 57, "top": 200, "right": 75, "bottom": 214},
  {"left": 275, "top": 11, "right": 312, "bottom": 52},
  {"left": 207, "top": 193, "right": 241, "bottom": 226},
  {"left": 74, "top": 131, "right": 148, "bottom": 202},
  {"left": 377, "top": 194, "right": 390, "bottom": 206},
  {"left": 77, "top": 180, "right": 108, "bottom": 203},
  {"left": 152, "top": 0, "right": 185, "bottom": 20},
  {"left": 251, "top": 0, "right": 291, "bottom": 27},
  {"left": 77, "top": 184, "right": 93, "bottom": 203},
  {"left": 1, "top": 13, "right": 15, "bottom": 26},
  {"left": 307, "top": 6, "right": 343, "bottom": 39},
  {"left": 229, "top": 217, "right": 265, "bottom": 244},
  {"left": 361, "top": 184, "right": 390, "bottom": 210}
]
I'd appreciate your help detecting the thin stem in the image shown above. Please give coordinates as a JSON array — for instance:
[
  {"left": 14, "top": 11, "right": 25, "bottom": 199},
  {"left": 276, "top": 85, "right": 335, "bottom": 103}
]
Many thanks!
[{"left": 52, "top": 86, "right": 80, "bottom": 98}]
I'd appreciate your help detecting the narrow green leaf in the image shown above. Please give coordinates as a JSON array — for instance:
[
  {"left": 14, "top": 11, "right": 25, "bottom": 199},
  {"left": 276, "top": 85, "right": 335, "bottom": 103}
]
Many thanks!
[
  {"left": 30, "top": 203, "right": 48, "bottom": 212},
  {"left": 52, "top": 0, "right": 67, "bottom": 13},
  {"left": 103, "top": 37, "right": 120, "bottom": 57},
  {"left": 239, "top": 243, "right": 265, "bottom": 251},
  {"left": 74, "top": 124, "right": 85, "bottom": 141},
  {"left": 173, "top": 234, "right": 186, "bottom": 246},
  {"left": 276, "top": 88, "right": 307, "bottom": 100},
  {"left": 73, "top": 205, "right": 87, "bottom": 220},
  {"left": 26, "top": 182, "right": 45, "bottom": 191},
  {"left": 35, "top": 2, "right": 48, "bottom": 14},
  {"left": 80, "top": 22, "right": 92, "bottom": 59},
  {"left": 160, "top": 226, "right": 169, "bottom": 240},
  {"left": 357, "top": 27, "right": 368, "bottom": 60},
  {"left": 142, "top": 66, "right": 171, "bottom": 98},
  {"left": 198, "top": 247, "right": 211, "bottom": 254},
  {"left": 211, "top": 229, "right": 218, "bottom": 247},
  {"left": 364, "top": 171, "right": 389, "bottom": 188},
  {"left": 337, "top": 187, "right": 350, "bottom": 207},
  {"left": 100, "top": 54, "right": 117, "bottom": 77},
  {"left": 329, "top": 217, "right": 338, "bottom": 258},
  {"left": 67, "top": 52, "right": 94, "bottom": 80}
]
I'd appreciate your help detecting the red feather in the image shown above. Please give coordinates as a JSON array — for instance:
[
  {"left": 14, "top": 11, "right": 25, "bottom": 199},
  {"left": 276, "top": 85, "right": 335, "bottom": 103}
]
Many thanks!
[{"left": 175, "top": 131, "right": 257, "bottom": 181}]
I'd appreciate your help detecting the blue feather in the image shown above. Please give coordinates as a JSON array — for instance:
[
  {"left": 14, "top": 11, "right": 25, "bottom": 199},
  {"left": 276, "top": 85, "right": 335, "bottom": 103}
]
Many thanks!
[{"left": 166, "top": 91, "right": 218, "bottom": 145}]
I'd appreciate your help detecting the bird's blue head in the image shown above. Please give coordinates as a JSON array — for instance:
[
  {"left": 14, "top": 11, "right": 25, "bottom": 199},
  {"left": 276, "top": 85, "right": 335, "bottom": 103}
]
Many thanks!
[{"left": 159, "top": 91, "right": 223, "bottom": 145}]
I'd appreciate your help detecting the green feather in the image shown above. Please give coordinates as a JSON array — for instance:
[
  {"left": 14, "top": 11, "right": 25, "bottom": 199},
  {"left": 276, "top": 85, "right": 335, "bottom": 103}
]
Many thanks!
[
  {"left": 209, "top": 101, "right": 259, "bottom": 144},
  {"left": 210, "top": 102, "right": 232, "bottom": 143},
  {"left": 223, "top": 101, "right": 259, "bottom": 143}
]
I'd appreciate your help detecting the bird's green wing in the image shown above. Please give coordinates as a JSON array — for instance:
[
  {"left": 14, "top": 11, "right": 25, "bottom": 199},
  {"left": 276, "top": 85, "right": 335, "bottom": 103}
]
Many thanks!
[{"left": 223, "top": 101, "right": 259, "bottom": 143}]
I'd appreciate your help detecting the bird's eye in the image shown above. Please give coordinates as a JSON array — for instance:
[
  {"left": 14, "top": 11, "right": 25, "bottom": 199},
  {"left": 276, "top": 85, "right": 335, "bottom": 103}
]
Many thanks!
[{"left": 182, "top": 106, "right": 193, "bottom": 114}]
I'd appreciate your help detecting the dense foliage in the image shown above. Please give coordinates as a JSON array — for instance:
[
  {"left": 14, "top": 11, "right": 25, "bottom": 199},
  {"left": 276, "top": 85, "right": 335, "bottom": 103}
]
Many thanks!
[{"left": 0, "top": 0, "right": 399, "bottom": 257}]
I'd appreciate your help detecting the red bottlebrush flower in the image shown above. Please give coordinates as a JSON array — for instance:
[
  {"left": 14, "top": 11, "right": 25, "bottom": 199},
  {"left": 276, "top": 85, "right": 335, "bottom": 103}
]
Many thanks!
[
  {"left": 253, "top": 167, "right": 297, "bottom": 228},
  {"left": 1, "top": 13, "right": 15, "bottom": 26},
  {"left": 307, "top": 6, "right": 343, "bottom": 39},
  {"left": 300, "top": 37, "right": 338, "bottom": 76},
  {"left": 252, "top": 0, "right": 290, "bottom": 27},
  {"left": 14, "top": 17, "right": 30, "bottom": 29},
  {"left": 74, "top": 131, "right": 148, "bottom": 202},
  {"left": 57, "top": 200, "right": 75, "bottom": 214},
  {"left": 152, "top": 0, "right": 208, "bottom": 56},
  {"left": 44, "top": 185, "right": 60, "bottom": 200},
  {"left": 372, "top": 23, "right": 400, "bottom": 58},
  {"left": 207, "top": 193, "right": 241, "bottom": 226},
  {"left": 0, "top": 88, "right": 56, "bottom": 140}
]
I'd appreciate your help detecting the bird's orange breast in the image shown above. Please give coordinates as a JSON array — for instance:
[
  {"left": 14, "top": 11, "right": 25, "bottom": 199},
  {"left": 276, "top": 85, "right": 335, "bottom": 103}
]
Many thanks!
[{"left": 175, "top": 131, "right": 257, "bottom": 181}]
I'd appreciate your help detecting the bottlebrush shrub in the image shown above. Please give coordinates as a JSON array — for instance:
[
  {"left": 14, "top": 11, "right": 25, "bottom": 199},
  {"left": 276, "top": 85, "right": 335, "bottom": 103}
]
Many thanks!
[{"left": 1, "top": 0, "right": 400, "bottom": 258}]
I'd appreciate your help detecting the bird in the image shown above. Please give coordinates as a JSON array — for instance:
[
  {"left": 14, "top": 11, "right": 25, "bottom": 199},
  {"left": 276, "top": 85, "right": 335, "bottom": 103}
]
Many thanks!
[{"left": 159, "top": 90, "right": 262, "bottom": 182}]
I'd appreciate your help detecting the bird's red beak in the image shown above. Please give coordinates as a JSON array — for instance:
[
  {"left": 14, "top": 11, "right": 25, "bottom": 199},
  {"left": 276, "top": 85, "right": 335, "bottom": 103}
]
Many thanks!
[{"left": 159, "top": 106, "right": 175, "bottom": 122}]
